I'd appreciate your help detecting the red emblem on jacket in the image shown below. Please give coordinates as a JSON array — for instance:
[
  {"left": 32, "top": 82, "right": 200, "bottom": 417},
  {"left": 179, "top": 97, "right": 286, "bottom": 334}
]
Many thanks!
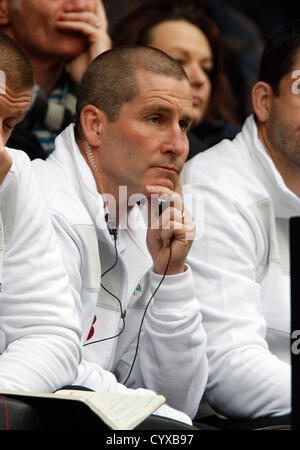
[{"left": 87, "top": 315, "right": 97, "bottom": 340}]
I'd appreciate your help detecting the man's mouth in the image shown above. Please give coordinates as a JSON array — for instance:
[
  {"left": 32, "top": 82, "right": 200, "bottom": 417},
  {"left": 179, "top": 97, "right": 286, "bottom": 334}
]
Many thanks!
[{"left": 153, "top": 165, "right": 179, "bottom": 174}]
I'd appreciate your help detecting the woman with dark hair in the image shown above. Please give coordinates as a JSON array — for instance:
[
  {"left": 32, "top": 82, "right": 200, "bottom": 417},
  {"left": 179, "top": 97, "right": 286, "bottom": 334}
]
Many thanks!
[{"left": 112, "top": 2, "right": 240, "bottom": 159}]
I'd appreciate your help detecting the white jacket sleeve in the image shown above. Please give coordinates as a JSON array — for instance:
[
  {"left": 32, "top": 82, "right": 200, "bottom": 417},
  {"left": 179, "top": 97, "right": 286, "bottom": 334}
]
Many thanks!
[
  {"left": 135, "top": 266, "right": 208, "bottom": 419},
  {"left": 185, "top": 183, "right": 290, "bottom": 418},
  {"left": 0, "top": 151, "right": 81, "bottom": 392}
]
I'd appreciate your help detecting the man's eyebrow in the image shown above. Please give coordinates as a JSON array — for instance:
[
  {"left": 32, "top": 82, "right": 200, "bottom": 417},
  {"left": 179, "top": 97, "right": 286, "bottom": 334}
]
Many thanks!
[
  {"left": 144, "top": 104, "right": 174, "bottom": 114},
  {"left": 144, "top": 104, "right": 193, "bottom": 122}
]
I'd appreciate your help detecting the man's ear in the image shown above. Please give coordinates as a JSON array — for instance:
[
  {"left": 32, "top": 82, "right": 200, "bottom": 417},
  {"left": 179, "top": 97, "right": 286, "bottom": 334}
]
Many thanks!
[
  {"left": 0, "top": 1, "right": 10, "bottom": 27},
  {"left": 80, "top": 105, "right": 105, "bottom": 147},
  {"left": 251, "top": 81, "right": 274, "bottom": 123}
]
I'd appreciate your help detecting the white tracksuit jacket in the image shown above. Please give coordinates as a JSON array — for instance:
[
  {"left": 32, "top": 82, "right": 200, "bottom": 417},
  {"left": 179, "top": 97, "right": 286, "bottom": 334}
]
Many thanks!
[
  {"left": 183, "top": 115, "right": 298, "bottom": 418},
  {"left": 0, "top": 149, "right": 81, "bottom": 392},
  {"left": 33, "top": 124, "right": 208, "bottom": 422}
]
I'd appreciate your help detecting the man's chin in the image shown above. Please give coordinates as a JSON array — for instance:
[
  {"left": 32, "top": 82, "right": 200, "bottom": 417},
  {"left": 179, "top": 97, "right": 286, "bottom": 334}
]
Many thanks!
[{"left": 143, "top": 179, "right": 176, "bottom": 193}]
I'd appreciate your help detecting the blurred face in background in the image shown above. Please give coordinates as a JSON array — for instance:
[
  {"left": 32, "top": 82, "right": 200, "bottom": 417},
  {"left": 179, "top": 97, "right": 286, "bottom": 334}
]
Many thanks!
[
  {"left": 0, "top": 0, "right": 99, "bottom": 62},
  {"left": 148, "top": 19, "right": 213, "bottom": 125}
]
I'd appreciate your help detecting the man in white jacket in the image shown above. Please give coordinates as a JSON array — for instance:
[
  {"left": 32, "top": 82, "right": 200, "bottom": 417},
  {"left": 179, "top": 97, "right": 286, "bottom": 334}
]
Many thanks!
[
  {"left": 183, "top": 20, "right": 300, "bottom": 427},
  {"left": 0, "top": 32, "right": 81, "bottom": 392},
  {"left": 33, "top": 45, "right": 208, "bottom": 426}
]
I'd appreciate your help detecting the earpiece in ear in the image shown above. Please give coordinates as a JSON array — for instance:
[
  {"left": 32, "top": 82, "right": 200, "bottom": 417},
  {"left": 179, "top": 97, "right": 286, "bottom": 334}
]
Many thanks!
[
  {"left": 84, "top": 141, "right": 98, "bottom": 173},
  {"left": 84, "top": 140, "right": 117, "bottom": 238},
  {"left": 93, "top": 124, "right": 99, "bottom": 133}
]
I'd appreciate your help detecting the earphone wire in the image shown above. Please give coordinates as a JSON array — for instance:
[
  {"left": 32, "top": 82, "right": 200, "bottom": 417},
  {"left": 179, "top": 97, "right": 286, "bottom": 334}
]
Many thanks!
[
  {"left": 83, "top": 233, "right": 126, "bottom": 347},
  {"left": 123, "top": 242, "right": 173, "bottom": 385},
  {"left": 83, "top": 142, "right": 120, "bottom": 346},
  {"left": 84, "top": 140, "right": 117, "bottom": 238},
  {"left": 83, "top": 235, "right": 173, "bottom": 379},
  {"left": 82, "top": 169, "right": 173, "bottom": 380}
]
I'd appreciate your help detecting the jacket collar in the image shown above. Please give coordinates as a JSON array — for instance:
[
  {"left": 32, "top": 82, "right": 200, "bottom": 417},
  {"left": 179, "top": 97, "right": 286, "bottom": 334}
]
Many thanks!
[
  {"left": 52, "top": 124, "right": 150, "bottom": 254},
  {"left": 237, "top": 115, "right": 300, "bottom": 218}
]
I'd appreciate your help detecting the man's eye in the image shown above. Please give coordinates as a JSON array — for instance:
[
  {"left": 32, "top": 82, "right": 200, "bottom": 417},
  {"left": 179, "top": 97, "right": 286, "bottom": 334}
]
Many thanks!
[
  {"left": 4, "top": 123, "right": 13, "bottom": 130},
  {"left": 179, "top": 120, "right": 190, "bottom": 131},
  {"left": 149, "top": 116, "right": 160, "bottom": 124}
]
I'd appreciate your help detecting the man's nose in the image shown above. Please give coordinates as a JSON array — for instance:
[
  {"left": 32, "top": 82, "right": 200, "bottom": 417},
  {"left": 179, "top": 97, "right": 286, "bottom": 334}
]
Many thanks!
[{"left": 161, "top": 126, "right": 187, "bottom": 156}]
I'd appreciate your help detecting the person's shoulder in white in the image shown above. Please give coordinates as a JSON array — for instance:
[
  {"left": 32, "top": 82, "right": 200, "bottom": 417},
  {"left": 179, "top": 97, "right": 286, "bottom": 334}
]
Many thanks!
[{"left": 0, "top": 147, "right": 82, "bottom": 393}]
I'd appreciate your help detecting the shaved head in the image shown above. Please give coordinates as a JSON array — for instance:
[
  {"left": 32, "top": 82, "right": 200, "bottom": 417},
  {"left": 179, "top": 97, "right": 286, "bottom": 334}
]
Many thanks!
[{"left": 75, "top": 45, "right": 188, "bottom": 136}]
